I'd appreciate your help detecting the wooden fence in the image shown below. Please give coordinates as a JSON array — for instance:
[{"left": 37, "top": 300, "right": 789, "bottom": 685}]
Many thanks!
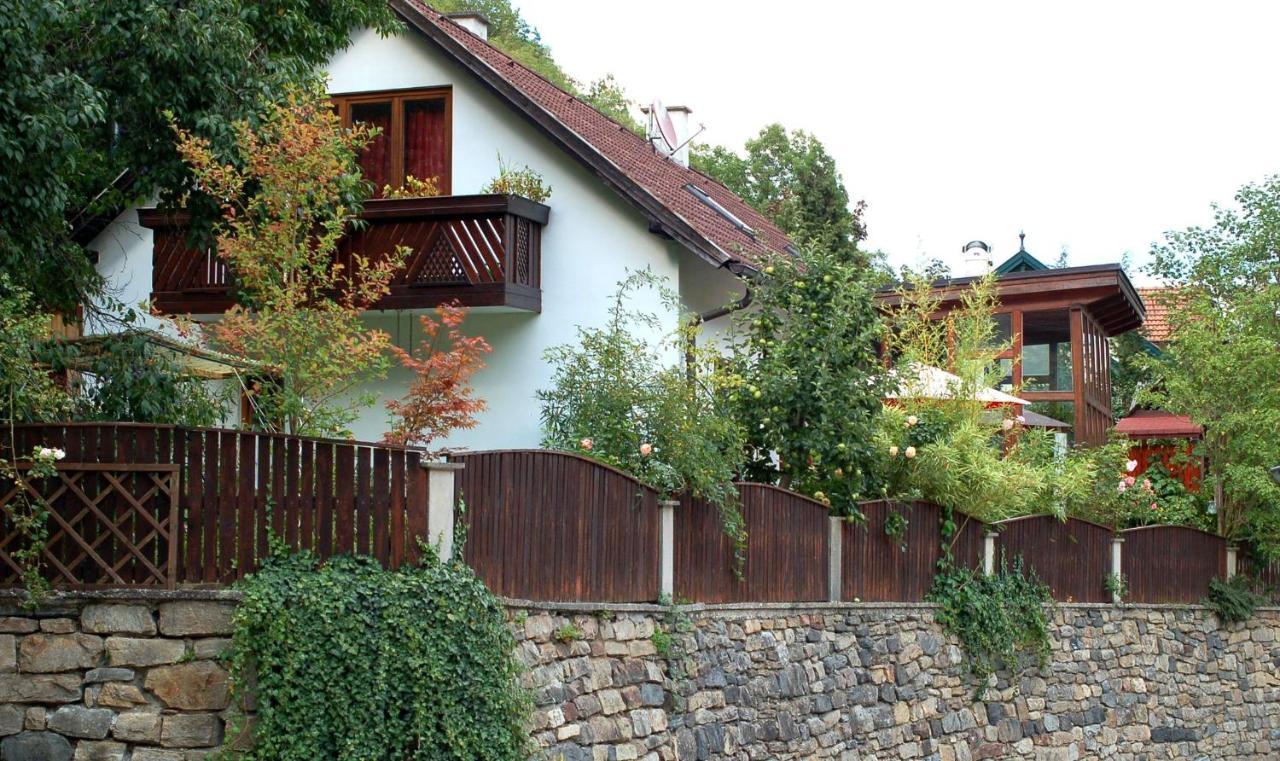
[
  {"left": 1121, "top": 525, "right": 1225, "bottom": 604},
  {"left": 994, "top": 516, "right": 1113, "bottom": 603},
  {"left": 450, "top": 450, "right": 660, "bottom": 602},
  {"left": 2, "top": 431, "right": 1261, "bottom": 605},
  {"left": 675, "top": 484, "right": 828, "bottom": 603},
  {"left": 2, "top": 424, "right": 427, "bottom": 587}
]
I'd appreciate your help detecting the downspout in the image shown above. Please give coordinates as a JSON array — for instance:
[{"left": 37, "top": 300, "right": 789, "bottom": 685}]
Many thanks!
[{"left": 685, "top": 261, "right": 756, "bottom": 380}]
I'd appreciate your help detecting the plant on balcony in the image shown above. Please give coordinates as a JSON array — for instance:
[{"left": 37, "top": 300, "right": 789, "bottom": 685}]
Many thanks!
[
  {"left": 484, "top": 155, "right": 551, "bottom": 203},
  {"left": 171, "top": 83, "right": 408, "bottom": 437},
  {"left": 539, "top": 270, "right": 746, "bottom": 556},
  {"left": 381, "top": 174, "right": 442, "bottom": 199},
  {"left": 384, "top": 303, "right": 491, "bottom": 451},
  {"left": 724, "top": 244, "right": 888, "bottom": 515}
]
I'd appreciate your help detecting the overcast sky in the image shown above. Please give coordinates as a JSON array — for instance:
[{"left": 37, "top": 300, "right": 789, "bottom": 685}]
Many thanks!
[{"left": 514, "top": 0, "right": 1280, "bottom": 281}]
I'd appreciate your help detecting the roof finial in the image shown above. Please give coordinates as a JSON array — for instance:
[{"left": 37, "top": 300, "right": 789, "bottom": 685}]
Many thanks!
[{"left": 1018, "top": 230, "right": 1026, "bottom": 252}]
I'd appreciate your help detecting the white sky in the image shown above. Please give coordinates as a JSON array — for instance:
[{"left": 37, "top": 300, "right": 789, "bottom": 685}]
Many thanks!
[{"left": 513, "top": 0, "right": 1280, "bottom": 281}]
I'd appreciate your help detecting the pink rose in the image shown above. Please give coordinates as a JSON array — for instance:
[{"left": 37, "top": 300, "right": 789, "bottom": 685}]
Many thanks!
[
  {"left": 1125, "top": 459, "right": 1138, "bottom": 473},
  {"left": 1124, "top": 476, "right": 1136, "bottom": 487},
  {"left": 889, "top": 446, "right": 899, "bottom": 457},
  {"left": 639, "top": 443, "right": 653, "bottom": 457},
  {"left": 580, "top": 438, "right": 593, "bottom": 451},
  {"left": 1150, "top": 502, "right": 1158, "bottom": 511},
  {"left": 1141, "top": 479, "right": 1153, "bottom": 492},
  {"left": 904, "top": 446, "right": 917, "bottom": 459}
]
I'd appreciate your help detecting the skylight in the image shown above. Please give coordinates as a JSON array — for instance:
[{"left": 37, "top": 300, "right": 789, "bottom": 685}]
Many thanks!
[{"left": 684, "top": 184, "right": 756, "bottom": 239}]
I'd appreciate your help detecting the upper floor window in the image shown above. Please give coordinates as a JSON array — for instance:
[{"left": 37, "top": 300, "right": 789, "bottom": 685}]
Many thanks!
[{"left": 332, "top": 88, "right": 452, "bottom": 195}]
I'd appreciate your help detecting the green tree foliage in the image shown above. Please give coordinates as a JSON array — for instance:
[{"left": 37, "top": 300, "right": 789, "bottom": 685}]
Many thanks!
[
  {"left": 1144, "top": 175, "right": 1280, "bottom": 555},
  {"left": 229, "top": 552, "right": 528, "bottom": 760},
  {"left": 693, "top": 125, "right": 866, "bottom": 260},
  {"left": 581, "top": 73, "right": 644, "bottom": 134},
  {"left": 0, "top": 0, "right": 397, "bottom": 314},
  {"left": 726, "top": 247, "right": 886, "bottom": 513},
  {"left": 539, "top": 271, "right": 745, "bottom": 517},
  {"left": 0, "top": 279, "right": 71, "bottom": 425},
  {"left": 1109, "top": 330, "right": 1153, "bottom": 419}
]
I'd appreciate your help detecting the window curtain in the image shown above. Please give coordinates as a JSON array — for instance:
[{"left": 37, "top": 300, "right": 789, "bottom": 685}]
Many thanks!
[
  {"left": 405, "top": 99, "right": 447, "bottom": 192},
  {"left": 351, "top": 103, "right": 392, "bottom": 192}
]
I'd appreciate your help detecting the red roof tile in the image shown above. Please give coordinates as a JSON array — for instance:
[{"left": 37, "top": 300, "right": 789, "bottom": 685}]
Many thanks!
[
  {"left": 1137, "top": 287, "right": 1179, "bottom": 343},
  {"left": 1116, "top": 409, "right": 1202, "bottom": 438},
  {"left": 394, "top": 1, "right": 793, "bottom": 269}
]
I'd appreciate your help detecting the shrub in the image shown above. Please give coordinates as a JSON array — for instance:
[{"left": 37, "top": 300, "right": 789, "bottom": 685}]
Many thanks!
[
  {"left": 381, "top": 174, "right": 442, "bottom": 199},
  {"left": 539, "top": 270, "right": 745, "bottom": 555},
  {"left": 484, "top": 155, "right": 551, "bottom": 202},
  {"left": 228, "top": 551, "right": 528, "bottom": 760},
  {"left": 1205, "top": 575, "right": 1266, "bottom": 625}
]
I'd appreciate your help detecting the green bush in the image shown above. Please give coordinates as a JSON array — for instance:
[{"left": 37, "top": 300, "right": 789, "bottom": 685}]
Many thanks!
[
  {"left": 228, "top": 551, "right": 528, "bottom": 760},
  {"left": 1205, "top": 575, "right": 1266, "bottom": 625}
]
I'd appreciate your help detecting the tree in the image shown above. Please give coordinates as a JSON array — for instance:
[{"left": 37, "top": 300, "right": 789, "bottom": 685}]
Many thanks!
[
  {"left": 582, "top": 74, "right": 644, "bottom": 134},
  {"left": 385, "top": 305, "right": 492, "bottom": 451},
  {"left": 726, "top": 246, "right": 887, "bottom": 512},
  {"left": 173, "top": 84, "right": 406, "bottom": 437},
  {"left": 693, "top": 125, "right": 866, "bottom": 261},
  {"left": 0, "top": 0, "right": 396, "bottom": 315},
  {"left": 1109, "top": 330, "right": 1152, "bottom": 420},
  {"left": 1144, "top": 175, "right": 1280, "bottom": 555}
]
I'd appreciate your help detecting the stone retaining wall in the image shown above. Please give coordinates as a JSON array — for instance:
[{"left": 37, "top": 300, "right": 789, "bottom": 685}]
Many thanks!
[{"left": 0, "top": 593, "right": 1276, "bottom": 760}]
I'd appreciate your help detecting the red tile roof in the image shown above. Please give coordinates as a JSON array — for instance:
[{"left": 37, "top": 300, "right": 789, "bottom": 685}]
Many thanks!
[
  {"left": 1115, "top": 409, "right": 1203, "bottom": 438},
  {"left": 393, "top": 1, "right": 793, "bottom": 270},
  {"left": 1137, "top": 287, "right": 1179, "bottom": 343}
]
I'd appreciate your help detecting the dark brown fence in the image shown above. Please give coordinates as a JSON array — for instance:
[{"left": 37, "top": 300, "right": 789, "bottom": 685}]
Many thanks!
[
  {"left": 676, "top": 484, "right": 828, "bottom": 603},
  {"left": 994, "top": 516, "right": 1112, "bottom": 603},
  {"left": 450, "top": 450, "right": 660, "bottom": 603},
  {"left": 1238, "top": 553, "right": 1280, "bottom": 603},
  {"left": 4, "top": 424, "right": 427, "bottom": 587},
  {"left": 843, "top": 501, "right": 940, "bottom": 602},
  {"left": 1121, "top": 525, "right": 1226, "bottom": 603}
]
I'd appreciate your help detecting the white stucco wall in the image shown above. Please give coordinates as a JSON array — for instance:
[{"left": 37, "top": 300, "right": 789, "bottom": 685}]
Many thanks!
[{"left": 89, "top": 26, "right": 739, "bottom": 450}]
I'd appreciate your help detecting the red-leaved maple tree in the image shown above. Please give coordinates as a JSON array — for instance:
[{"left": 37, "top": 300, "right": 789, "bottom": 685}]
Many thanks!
[{"left": 384, "top": 303, "right": 491, "bottom": 450}]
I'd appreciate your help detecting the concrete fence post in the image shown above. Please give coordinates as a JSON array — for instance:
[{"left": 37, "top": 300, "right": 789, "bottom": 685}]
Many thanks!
[
  {"left": 658, "top": 500, "right": 678, "bottom": 599},
  {"left": 983, "top": 531, "right": 998, "bottom": 576},
  {"left": 1226, "top": 544, "right": 1238, "bottom": 579},
  {"left": 423, "top": 461, "right": 464, "bottom": 561},
  {"left": 828, "top": 517, "right": 843, "bottom": 602},
  {"left": 1111, "top": 536, "right": 1125, "bottom": 604}
]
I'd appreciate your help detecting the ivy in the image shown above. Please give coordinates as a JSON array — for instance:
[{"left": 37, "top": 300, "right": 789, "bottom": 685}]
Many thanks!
[
  {"left": 227, "top": 551, "right": 529, "bottom": 760},
  {"left": 927, "top": 557, "right": 1053, "bottom": 697}
]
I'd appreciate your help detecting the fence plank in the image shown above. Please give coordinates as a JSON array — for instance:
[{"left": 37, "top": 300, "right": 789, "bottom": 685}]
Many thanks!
[
  {"left": 843, "top": 501, "right": 958, "bottom": 603},
  {"left": 1122, "top": 525, "right": 1226, "bottom": 603},
  {"left": 676, "top": 484, "right": 828, "bottom": 604},
  {"left": 453, "top": 450, "right": 659, "bottom": 602},
  {"left": 994, "top": 516, "right": 1112, "bottom": 603}
]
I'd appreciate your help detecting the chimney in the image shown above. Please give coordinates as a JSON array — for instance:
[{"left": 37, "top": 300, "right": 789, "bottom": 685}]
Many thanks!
[
  {"left": 961, "top": 240, "right": 993, "bottom": 277},
  {"left": 447, "top": 12, "right": 489, "bottom": 40},
  {"left": 643, "top": 103, "right": 692, "bottom": 167}
]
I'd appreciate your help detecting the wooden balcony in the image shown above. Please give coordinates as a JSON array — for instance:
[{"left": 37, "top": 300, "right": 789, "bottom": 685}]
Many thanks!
[{"left": 139, "top": 194, "right": 549, "bottom": 315}]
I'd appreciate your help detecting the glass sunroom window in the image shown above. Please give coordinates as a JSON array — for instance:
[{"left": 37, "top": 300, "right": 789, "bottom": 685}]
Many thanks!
[{"left": 1022, "top": 310, "right": 1072, "bottom": 391}]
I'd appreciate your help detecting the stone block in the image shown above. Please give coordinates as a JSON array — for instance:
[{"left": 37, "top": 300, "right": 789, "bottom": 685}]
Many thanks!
[
  {"left": 17, "top": 634, "right": 104, "bottom": 673},
  {"left": 0, "top": 618, "right": 37, "bottom": 634},
  {"left": 0, "top": 731, "right": 73, "bottom": 761},
  {"left": 191, "top": 638, "right": 230, "bottom": 660},
  {"left": 21, "top": 707, "right": 43, "bottom": 731},
  {"left": 81, "top": 605, "right": 156, "bottom": 636},
  {"left": 105, "top": 637, "right": 184, "bottom": 668},
  {"left": 145, "top": 661, "right": 230, "bottom": 710},
  {"left": 83, "top": 668, "right": 134, "bottom": 685},
  {"left": 0, "top": 673, "right": 81, "bottom": 704},
  {"left": 157, "top": 602, "right": 235, "bottom": 637},
  {"left": 160, "top": 713, "right": 222, "bottom": 748},
  {"left": 130, "top": 750, "right": 184, "bottom": 761},
  {"left": 39, "top": 618, "right": 77, "bottom": 634},
  {"left": 0, "top": 635, "right": 14, "bottom": 673},
  {"left": 0, "top": 705, "right": 22, "bottom": 737},
  {"left": 111, "top": 711, "right": 161, "bottom": 744},
  {"left": 94, "top": 682, "right": 148, "bottom": 709},
  {"left": 47, "top": 706, "right": 115, "bottom": 739},
  {"left": 72, "top": 741, "right": 126, "bottom": 761}
]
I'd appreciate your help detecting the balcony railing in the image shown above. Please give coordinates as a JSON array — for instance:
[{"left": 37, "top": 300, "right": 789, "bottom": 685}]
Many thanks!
[{"left": 139, "top": 194, "right": 549, "bottom": 315}]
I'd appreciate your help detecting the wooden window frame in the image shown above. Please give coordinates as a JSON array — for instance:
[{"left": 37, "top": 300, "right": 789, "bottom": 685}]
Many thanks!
[{"left": 331, "top": 87, "right": 453, "bottom": 195}]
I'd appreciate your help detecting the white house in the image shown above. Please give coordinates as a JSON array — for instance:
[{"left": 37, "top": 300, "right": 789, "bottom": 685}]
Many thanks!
[{"left": 87, "top": 0, "right": 792, "bottom": 449}]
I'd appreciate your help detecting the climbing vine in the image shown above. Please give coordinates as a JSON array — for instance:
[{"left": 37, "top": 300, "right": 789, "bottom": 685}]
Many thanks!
[
  {"left": 227, "top": 550, "right": 529, "bottom": 760},
  {"left": 927, "top": 556, "right": 1053, "bottom": 697}
]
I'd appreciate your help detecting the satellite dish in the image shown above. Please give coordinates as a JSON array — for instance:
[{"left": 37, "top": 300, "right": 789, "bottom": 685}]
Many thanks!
[{"left": 649, "top": 99, "right": 678, "bottom": 152}]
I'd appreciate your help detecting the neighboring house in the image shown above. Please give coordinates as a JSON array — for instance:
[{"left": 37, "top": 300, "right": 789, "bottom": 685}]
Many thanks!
[
  {"left": 86, "top": 2, "right": 792, "bottom": 448},
  {"left": 878, "top": 236, "right": 1145, "bottom": 446}
]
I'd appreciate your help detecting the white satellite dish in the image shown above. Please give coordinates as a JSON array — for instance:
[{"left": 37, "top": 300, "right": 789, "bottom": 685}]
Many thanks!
[{"left": 648, "top": 99, "right": 679, "bottom": 152}]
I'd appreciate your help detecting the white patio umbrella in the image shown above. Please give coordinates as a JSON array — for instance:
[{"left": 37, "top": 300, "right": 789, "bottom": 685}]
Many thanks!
[{"left": 884, "top": 362, "right": 1029, "bottom": 406}]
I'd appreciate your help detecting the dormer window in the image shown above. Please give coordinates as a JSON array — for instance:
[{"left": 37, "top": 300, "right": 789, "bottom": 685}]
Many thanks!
[{"left": 332, "top": 88, "right": 452, "bottom": 195}]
